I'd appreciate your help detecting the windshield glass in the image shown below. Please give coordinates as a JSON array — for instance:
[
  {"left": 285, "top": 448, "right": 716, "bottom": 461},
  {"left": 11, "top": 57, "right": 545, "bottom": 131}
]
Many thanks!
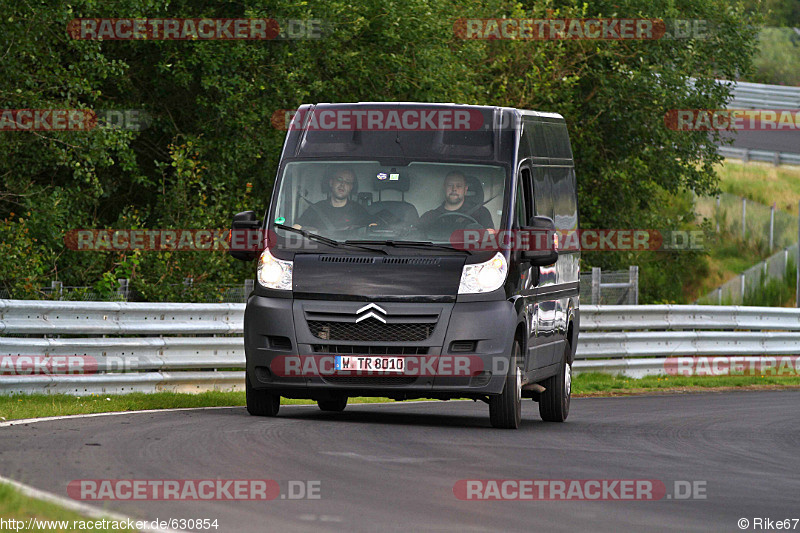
[{"left": 273, "top": 161, "right": 506, "bottom": 244}]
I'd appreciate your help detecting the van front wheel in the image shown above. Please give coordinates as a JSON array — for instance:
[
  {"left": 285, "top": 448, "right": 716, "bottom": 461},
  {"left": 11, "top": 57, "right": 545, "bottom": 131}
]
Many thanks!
[
  {"left": 539, "top": 341, "right": 571, "bottom": 422},
  {"left": 246, "top": 373, "right": 280, "bottom": 417},
  {"left": 489, "top": 341, "right": 522, "bottom": 429}
]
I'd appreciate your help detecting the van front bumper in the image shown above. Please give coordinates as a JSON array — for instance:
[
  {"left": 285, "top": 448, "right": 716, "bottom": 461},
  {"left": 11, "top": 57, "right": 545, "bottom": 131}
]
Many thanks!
[{"left": 243, "top": 295, "right": 518, "bottom": 398}]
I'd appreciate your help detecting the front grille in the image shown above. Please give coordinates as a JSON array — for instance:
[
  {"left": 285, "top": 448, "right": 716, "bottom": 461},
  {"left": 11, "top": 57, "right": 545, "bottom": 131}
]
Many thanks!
[
  {"left": 308, "top": 318, "right": 433, "bottom": 341},
  {"left": 319, "top": 256, "right": 375, "bottom": 263},
  {"left": 322, "top": 376, "right": 417, "bottom": 386},
  {"left": 382, "top": 257, "right": 440, "bottom": 265},
  {"left": 311, "top": 345, "right": 428, "bottom": 355}
]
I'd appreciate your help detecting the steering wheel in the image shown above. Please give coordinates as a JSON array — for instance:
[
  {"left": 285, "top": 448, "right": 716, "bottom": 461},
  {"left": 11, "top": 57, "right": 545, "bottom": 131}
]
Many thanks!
[{"left": 435, "top": 211, "right": 482, "bottom": 226}]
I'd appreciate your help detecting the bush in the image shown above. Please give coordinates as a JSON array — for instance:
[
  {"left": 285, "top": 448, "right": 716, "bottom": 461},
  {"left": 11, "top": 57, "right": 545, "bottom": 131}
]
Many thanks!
[{"left": 750, "top": 28, "right": 800, "bottom": 86}]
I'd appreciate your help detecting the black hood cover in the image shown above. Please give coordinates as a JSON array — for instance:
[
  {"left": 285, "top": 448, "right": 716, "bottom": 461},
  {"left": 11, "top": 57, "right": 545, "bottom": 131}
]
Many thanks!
[{"left": 292, "top": 254, "right": 466, "bottom": 301}]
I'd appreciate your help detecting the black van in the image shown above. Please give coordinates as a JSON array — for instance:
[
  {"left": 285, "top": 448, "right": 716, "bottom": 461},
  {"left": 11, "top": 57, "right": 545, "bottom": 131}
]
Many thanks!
[{"left": 230, "top": 103, "right": 580, "bottom": 429}]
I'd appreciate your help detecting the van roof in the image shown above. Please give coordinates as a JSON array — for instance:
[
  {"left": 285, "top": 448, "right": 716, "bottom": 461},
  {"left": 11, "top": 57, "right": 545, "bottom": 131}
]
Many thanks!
[{"left": 305, "top": 102, "right": 565, "bottom": 122}]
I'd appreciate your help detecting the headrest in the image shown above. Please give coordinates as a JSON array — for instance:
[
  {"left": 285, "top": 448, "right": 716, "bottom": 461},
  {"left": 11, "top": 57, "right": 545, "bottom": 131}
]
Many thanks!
[{"left": 463, "top": 174, "right": 484, "bottom": 206}]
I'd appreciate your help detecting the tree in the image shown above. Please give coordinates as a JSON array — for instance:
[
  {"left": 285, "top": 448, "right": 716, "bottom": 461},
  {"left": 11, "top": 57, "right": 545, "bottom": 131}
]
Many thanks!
[
  {"left": 0, "top": 0, "right": 761, "bottom": 303},
  {"left": 471, "top": 0, "right": 759, "bottom": 301}
]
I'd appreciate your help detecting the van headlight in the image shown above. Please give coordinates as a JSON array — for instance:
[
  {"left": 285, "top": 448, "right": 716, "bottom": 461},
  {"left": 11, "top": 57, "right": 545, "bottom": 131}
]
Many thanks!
[
  {"left": 458, "top": 252, "right": 508, "bottom": 294},
  {"left": 257, "top": 248, "right": 293, "bottom": 290}
]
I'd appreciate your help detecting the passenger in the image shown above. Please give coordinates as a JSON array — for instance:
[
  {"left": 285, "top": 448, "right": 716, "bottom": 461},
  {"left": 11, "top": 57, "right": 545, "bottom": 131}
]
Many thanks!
[
  {"left": 418, "top": 171, "right": 495, "bottom": 230},
  {"left": 294, "top": 167, "right": 371, "bottom": 231}
]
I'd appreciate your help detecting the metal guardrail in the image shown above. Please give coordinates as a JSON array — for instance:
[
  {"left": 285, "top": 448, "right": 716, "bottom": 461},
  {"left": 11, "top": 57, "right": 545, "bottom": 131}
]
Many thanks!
[
  {"left": 725, "top": 80, "right": 800, "bottom": 110},
  {"left": 578, "top": 304, "right": 800, "bottom": 331},
  {"left": 574, "top": 304, "right": 800, "bottom": 377},
  {"left": 0, "top": 371, "right": 245, "bottom": 396},
  {"left": 0, "top": 300, "right": 244, "bottom": 335},
  {"left": 2, "top": 301, "right": 800, "bottom": 394},
  {"left": 717, "top": 80, "right": 800, "bottom": 167},
  {"left": 718, "top": 146, "right": 800, "bottom": 167}
]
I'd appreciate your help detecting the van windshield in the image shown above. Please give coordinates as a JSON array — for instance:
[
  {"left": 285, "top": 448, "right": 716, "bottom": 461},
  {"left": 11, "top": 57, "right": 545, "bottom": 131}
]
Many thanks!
[{"left": 273, "top": 161, "right": 506, "bottom": 244}]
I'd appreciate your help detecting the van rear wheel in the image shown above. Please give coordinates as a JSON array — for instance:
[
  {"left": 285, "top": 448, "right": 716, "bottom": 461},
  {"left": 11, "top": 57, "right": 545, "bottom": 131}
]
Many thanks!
[
  {"left": 489, "top": 341, "right": 522, "bottom": 429},
  {"left": 318, "top": 397, "right": 348, "bottom": 412},
  {"left": 246, "top": 373, "right": 280, "bottom": 417},
  {"left": 539, "top": 341, "right": 571, "bottom": 422}
]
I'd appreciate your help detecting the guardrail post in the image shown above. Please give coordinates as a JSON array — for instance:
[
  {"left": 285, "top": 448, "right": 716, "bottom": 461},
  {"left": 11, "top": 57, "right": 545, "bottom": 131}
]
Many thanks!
[
  {"left": 117, "top": 278, "right": 129, "bottom": 301},
  {"left": 717, "top": 287, "right": 722, "bottom": 305},
  {"left": 773, "top": 152, "right": 780, "bottom": 166},
  {"left": 629, "top": 266, "right": 639, "bottom": 305},
  {"left": 591, "top": 267, "right": 601, "bottom": 305},
  {"left": 769, "top": 204, "right": 775, "bottom": 252},
  {"left": 742, "top": 197, "right": 747, "bottom": 240},
  {"left": 740, "top": 274, "right": 746, "bottom": 304},
  {"left": 743, "top": 149, "right": 750, "bottom": 163},
  {"left": 244, "top": 279, "right": 255, "bottom": 299},
  {"left": 50, "top": 281, "right": 63, "bottom": 300},
  {"left": 785, "top": 248, "right": 789, "bottom": 275}
]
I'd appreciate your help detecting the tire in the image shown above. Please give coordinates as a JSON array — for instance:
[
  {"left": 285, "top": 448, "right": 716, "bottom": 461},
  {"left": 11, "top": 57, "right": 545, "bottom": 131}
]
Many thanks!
[
  {"left": 318, "top": 397, "right": 348, "bottom": 412},
  {"left": 246, "top": 372, "right": 280, "bottom": 417},
  {"left": 539, "top": 341, "right": 571, "bottom": 422},
  {"left": 489, "top": 341, "right": 522, "bottom": 429}
]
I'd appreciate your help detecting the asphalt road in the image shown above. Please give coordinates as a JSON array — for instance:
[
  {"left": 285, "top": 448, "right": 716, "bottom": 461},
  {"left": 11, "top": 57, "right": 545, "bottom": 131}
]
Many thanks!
[
  {"left": 723, "top": 129, "right": 800, "bottom": 153},
  {"left": 2, "top": 391, "right": 799, "bottom": 533}
]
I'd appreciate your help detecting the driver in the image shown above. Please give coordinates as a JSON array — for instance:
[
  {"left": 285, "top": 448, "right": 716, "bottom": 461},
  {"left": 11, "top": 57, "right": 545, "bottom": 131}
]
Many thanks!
[
  {"left": 418, "top": 171, "right": 494, "bottom": 230},
  {"left": 294, "top": 167, "right": 371, "bottom": 231}
]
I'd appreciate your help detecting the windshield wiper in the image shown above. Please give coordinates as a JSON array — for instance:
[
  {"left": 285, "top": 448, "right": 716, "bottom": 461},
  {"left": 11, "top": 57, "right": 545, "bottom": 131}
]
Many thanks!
[
  {"left": 345, "top": 239, "right": 472, "bottom": 255},
  {"left": 273, "top": 224, "right": 388, "bottom": 254}
]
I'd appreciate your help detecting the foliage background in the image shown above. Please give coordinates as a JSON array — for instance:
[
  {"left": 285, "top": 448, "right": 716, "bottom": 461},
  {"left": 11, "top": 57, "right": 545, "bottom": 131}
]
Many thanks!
[{"left": 0, "top": 0, "right": 761, "bottom": 302}]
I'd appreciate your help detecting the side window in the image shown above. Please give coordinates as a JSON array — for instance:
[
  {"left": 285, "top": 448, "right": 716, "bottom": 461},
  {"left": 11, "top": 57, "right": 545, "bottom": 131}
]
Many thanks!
[
  {"left": 543, "top": 122, "right": 573, "bottom": 160},
  {"left": 551, "top": 166, "right": 577, "bottom": 230},
  {"left": 532, "top": 167, "right": 554, "bottom": 220},
  {"left": 525, "top": 118, "right": 548, "bottom": 158},
  {"left": 516, "top": 168, "right": 533, "bottom": 227},
  {"left": 518, "top": 122, "right": 533, "bottom": 161}
]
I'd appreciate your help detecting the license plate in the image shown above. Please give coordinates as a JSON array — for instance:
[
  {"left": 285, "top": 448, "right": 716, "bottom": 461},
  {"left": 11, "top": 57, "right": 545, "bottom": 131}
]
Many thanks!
[{"left": 334, "top": 355, "right": 405, "bottom": 373}]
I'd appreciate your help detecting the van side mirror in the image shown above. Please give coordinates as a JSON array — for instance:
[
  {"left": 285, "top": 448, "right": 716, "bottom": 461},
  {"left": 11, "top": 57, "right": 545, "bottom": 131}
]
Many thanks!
[
  {"left": 229, "top": 211, "right": 262, "bottom": 261},
  {"left": 521, "top": 216, "right": 558, "bottom": 266}
]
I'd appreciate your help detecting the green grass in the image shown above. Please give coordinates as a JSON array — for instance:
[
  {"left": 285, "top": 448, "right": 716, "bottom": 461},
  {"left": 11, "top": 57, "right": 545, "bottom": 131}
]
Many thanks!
[
  {"left": 573, "top": 372, "right": 800, "bottom": 394},
  {"left": 0, "top": 391, "right": 398, "bottom": 421},
  {"left": 742, "top": 260, "right": 797, "bottom": 307},
  {"left": 716, "top": 160, "right": 800, "bottom": 215},
  {"left": 0, "top": 482, "right": 135, "bottom": 532},
  {"left": 684, "top": 159, "right": 800, "bottom": 303}
]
